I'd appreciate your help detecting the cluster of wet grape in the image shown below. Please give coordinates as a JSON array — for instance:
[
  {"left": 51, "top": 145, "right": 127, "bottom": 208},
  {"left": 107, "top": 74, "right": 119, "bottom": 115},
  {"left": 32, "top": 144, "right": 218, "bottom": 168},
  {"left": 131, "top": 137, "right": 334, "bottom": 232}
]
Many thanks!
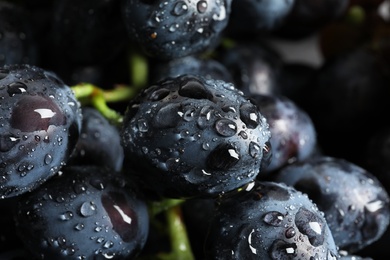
[{"left": 1, "top": 0, "right": 390, "bottom": 259}]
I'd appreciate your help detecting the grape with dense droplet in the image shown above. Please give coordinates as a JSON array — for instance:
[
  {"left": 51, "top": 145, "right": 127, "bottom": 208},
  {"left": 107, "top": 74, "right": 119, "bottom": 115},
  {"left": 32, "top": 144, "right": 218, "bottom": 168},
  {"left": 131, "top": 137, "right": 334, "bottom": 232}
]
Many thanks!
[
  {"left": 272, "top": 156, "right": 390, "bottom": 253},
  {"left": 14, "top": 165, "right": 149, "bottom": 259},
  {"left": 0, "top": 64, "right": 82, "bottom": 198},
  {"left": 121, "top": 0, "right": 232, "bottom": 60},
  {"left": 204, "top": 181, "right": 339, "bottom": 259},
  {"left": 121, "top": 75, "right": 271, "bottom": 198}
]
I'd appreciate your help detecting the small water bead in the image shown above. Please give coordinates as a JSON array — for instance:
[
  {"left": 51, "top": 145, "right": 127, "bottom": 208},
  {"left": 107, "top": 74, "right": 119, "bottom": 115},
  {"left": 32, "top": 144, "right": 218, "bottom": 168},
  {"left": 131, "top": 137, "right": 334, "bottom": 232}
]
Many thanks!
[
  {"left": 197, "top": 105, "right": 213, "bottom": 129},
  {"left": 80, "top": 201, "right": 97, "bottom": 217},
  {"left": 215, "top": 119, "right": 237, "bottom": 137},
  {"left": 263, "top": 211, "right": 284, "bottom": 227},
  {"left": 202, "top": 142, "right": 210, "bottom": 150},
  {"left": 169, "top": 23, "right": 179, "bottom": 32},
  {"left": 240, "top": 103, "right": 260, "bottom": 129},
  {"left": 166, "top": 157, "right": 180, "bottom": 171},
  {"left": 172, "top": 1, "right": 188, "bottom": 16},
  {"left": 43, "top": 136, "right": 50, "bottom": 142},
  {"left": 44, "top": 154, "right": 53, "bottom": 165},
  {"left": 249, "top": 142, "right": 261, "bottom": 158},
  {"left": 59, "top": 211, "right": 74, "bottom": 221},
  {"left": 73, "top": 182, "right": 87, "bottom": 194},
  {"left": 103, "top": 241, "right": 114, "bottom": 249},
  {"left": 269, "top": 239, "right": 297, "bottom": 259},
  {"left": 89, "top": 178, "right": 105, "bottom": 191},
  {"left": 285, "top": 227, "right": 296, "bottom": 238},
  {"left": 197, "top": 0, "right": 208, "bottom": 13},
  {"left": 74, "top": 223, "right": 85, "bottom": 231},
  {"left": 137, "top": 119, "right": 149, "bottom": 133},
  {"left": 222, "top": 106, "right": 237, "bottom": 113}
]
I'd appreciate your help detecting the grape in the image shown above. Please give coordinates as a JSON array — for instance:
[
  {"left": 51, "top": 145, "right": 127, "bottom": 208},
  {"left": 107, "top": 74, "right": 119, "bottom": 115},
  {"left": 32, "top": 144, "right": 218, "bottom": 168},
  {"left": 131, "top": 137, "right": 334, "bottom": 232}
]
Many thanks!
[{"left": 1, "top": 1, "right": 390, "bottom": 259}]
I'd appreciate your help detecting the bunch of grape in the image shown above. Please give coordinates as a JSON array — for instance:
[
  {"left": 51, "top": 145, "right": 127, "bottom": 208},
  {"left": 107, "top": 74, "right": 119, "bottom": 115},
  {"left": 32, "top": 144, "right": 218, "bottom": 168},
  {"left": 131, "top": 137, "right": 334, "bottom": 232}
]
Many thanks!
[{"left": 1, "top": 0, "right": 390, "bottom": 259}]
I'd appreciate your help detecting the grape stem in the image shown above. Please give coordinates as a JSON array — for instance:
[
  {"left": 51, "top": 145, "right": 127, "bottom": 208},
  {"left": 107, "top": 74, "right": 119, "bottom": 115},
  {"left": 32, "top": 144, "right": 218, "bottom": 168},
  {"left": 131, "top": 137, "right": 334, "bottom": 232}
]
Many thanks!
[
  {"left": 71, "top": 83, "right": 136, "bottom": 126},
  {"left": 158, "top": 204, "right": 195, "bottom": 260}
]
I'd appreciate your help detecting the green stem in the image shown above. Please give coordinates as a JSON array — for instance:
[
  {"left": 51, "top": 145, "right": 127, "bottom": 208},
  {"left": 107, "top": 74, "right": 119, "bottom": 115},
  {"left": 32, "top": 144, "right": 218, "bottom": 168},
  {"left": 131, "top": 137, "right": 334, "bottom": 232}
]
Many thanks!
[
  {"left": 130, "top": 51, "right": 149, "bottom": 89},
  {"left": 158, "top": 205, "right": 195, "bottom": 260},
  {"left": 148, "top": 199, "right": 185, "bottom": 217},
  {"left": 103, "top": 84, "right": 138, "bottom": 103},
  {"left": 71, "top": 83, "right": 133, "bottom": 127},
  {"left": 91, "top": 91, "right": 124, "bottom": 127},
  {"left": 71, "top": 83, "right": 95, "bottom": 100}
]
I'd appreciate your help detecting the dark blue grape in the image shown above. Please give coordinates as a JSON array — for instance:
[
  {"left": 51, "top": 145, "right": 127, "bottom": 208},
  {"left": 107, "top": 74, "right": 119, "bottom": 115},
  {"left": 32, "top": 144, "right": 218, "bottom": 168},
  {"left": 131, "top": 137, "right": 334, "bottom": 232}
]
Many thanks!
[
  {"left": 0, "top": 64, "right": 82, "bottom": 198},
  {"left": 204, "top": 181, "right": 339, "bottom": 259},
  {"left": 122, "top": 0, "right": 232, "bottom": 60},
  {"left": 273, "top": 156, "right": 390, "bottom": 253},
  {"left": 14, "top": 165, "right": 149, "bottom": 259},
  {"left": 121, "top": 75, "right": 271, "bottom": 198},
  {"left": 68, "top": 107, "right": 124, "bottom": 172},
  {"left": 250, "top": 94, "right": 318, "bottom": 172}
]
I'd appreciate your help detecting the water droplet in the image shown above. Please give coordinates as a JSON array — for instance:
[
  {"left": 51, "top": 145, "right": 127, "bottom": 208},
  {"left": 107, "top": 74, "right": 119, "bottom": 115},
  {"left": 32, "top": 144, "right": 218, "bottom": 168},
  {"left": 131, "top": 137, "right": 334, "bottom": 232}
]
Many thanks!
[
  {"left": 202, "top": 142, "right": 210, "bottom": 150},
  {"left": 169, "top": 23, "right": 179, "bottom": 32},
  {"left": 269, "top": 240, "right": 297, "bottom": 259},
  {"left": 197, "top": 0, "right": 208, "bottom": 13},
  {"left": 197, "top": 105, "right": 213, "bottom": 129},
  {"left": 95, "top": 226, "right": 103, "bottom": 232},
  {"left": 295, "top": 207, "right": 325, "bottom": 247},
  {"left": 137, "top": 119, "right": 149, "bottom": 133},
  {"left": 178, "top": 79, "right": 213, "bottom": 100},
  {"left": 238, "top": 131, "right": 248, "bottom": 139},
  {"left": 74, "top": 223, "right": 85, "bottom": 231},
  {"left": 206, "top": 144, "right": 240, "bottom": 170},
  {"left": 73, "top": 183, "right": 87, "bottom": 194},
  {"left": 59, "top": 211, "right": 73, "bottom": 221},
  {"left": 18, "top": 164, "right": 26, "bottom": 172},
  {"left": 7, "top": 82, "right": 27, "bottom": 96},
  {"left": 149, "top": 87, "right": 170, "bottom": 101},
  {"left": 80, "top": 201, "right": 97, "bottom": 217},
  {"left": 103, "top": 241, "right": 114, "bottom": 249},
  {"left": 172, "top": 1, "right": 188, "bottom": 16},
  {"left": 285, "top": 227, "right": 296, "bottom": 238},
  {"left": 263, "top": 211, "right": 284, "bottom": 226},
  {"left": 183, "top": 108, "right": 196, "bottom": 122},
  {"left": 215, "top": 119, "right": 237, "bottom": 137},
  {"left": 240, "top": 103, "right": 260, "bottom": 129},
  {"left": 44, "top": 154, "right": 53, "bottom": 165},
  {"left": 90, "top": 178, "right": 105, "bottom": 190},
  {"left": 153, "top": 103, "right": 181, "bottom": 128},
  {"left": 222, "top": 106, "right": 237, "bottom": 113},
  {"left": 0, "top": 134, "right": 20, "bottom": 152},
  {"left": 249, "top": 142, "right": 261, "bottom": 158}
]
